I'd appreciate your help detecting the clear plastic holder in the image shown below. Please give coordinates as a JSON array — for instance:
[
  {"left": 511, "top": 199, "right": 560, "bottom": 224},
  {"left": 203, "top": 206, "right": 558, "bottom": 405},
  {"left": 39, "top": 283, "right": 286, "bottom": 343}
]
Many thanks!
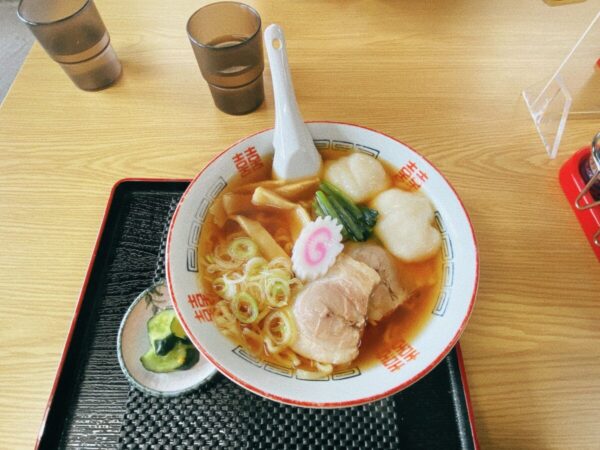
[{"left": 522, "top": 10, "right": 600, "bottom": 159}]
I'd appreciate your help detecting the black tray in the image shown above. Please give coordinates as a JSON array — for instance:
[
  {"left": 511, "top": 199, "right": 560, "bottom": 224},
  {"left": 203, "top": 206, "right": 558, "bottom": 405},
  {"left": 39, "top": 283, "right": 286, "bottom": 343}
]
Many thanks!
[{"left": 36, "top": 179, "right": 479, "bottom": 450}]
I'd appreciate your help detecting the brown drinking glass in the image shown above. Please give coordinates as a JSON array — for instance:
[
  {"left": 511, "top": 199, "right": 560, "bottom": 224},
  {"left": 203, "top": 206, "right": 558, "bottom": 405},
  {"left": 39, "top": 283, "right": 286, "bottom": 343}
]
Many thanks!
[
  {"left": 17, "top": 0, "right": 122, "bottom": 91},
  {"left": 187, "top": 2, "right": 264, "bottom": 115}
]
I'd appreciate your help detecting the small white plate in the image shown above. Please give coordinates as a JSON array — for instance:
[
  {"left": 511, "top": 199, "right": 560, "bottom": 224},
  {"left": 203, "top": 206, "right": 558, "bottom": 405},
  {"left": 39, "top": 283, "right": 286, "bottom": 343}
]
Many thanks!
[{"left": 117, "top": 281, "right": 217, "bottom": 397}]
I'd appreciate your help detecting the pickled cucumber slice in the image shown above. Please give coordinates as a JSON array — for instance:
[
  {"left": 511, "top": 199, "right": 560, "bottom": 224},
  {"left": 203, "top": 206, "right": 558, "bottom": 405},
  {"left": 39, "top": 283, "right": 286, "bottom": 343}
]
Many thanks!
[{"left": 140, "top": 341, "right": 188, "bottom": 373}]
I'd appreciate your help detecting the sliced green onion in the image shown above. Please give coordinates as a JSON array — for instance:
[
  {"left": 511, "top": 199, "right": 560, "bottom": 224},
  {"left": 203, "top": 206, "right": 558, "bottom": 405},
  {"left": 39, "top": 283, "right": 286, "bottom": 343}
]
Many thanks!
[
  {"left": 244, "top": 256, "right": 267, "bottom": 277},
  {"left": 244, "top": 281, "right": 265, "bottom": 306},
  {"left": 268, "top": 257, "right": 292, "bottom": 271},
  {"left": 223, "top": 271, "right": 246, "bottom": 285},
  {"left": 231, "top": 292, "right": 259, "bottom": 324},
  {"left": 265, "top": 278, "right": 290, "bottom": 307},
  {"left": 256, "top": 307, "right": 271, "bottom": 323},
  {"left": 228, "top": 237, "right": 258, "bottom": 261},
  {"left": 268, "top": 268, "right": 291, "bottom": 281},
  {"left": 212, "top": 277, "right": 226, "bottom": 296},
  {"left": 213, "top": 277, "right": 238, "bottom": 300},
  {"left": 263, "top": 310, "right": 295, "bottom": 346},
  {"left": 212, "top": 253, "right": 244, "bottom": 270}
]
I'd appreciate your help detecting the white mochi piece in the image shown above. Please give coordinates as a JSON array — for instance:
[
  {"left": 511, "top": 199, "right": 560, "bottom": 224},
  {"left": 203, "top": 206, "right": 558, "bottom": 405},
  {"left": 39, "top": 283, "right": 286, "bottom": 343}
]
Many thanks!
[
  {"left": 324, "top": 153, "right": 390, "bottom": 203},
  {"left": 372, "top": 189, "right": 442, "bottom": 262}
]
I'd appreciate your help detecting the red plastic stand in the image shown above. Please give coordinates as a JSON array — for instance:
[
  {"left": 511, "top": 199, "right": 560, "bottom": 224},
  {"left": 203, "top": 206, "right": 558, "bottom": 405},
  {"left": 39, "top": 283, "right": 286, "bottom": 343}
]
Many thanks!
[{"left": 559, "top": 146, "right": 600, "bottom": 261}]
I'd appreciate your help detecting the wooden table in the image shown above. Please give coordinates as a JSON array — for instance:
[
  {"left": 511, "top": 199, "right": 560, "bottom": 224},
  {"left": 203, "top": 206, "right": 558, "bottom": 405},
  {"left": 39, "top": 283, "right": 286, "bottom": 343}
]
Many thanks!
[{"left": 1, "top": 0, "right": 599, "bottom": 448}]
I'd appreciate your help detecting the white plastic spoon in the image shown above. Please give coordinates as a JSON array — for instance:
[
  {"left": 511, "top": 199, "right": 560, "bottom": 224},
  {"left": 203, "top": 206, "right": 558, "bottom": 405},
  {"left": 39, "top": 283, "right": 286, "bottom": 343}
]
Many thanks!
[{"left": 264, "top": 24, "right": 322, "bottom": 180}]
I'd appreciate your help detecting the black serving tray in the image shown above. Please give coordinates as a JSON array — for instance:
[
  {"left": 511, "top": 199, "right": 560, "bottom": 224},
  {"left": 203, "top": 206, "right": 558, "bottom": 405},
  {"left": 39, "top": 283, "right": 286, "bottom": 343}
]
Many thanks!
[{"left": 36, "top": 179, "right": 479, "bottom": 450}]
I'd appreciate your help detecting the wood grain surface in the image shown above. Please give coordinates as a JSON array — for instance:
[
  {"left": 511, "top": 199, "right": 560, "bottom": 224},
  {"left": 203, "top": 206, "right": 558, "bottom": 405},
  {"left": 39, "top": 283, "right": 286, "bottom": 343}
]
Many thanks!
[{"left": 1, "top": 0, "right": 599, "bottom": 448}]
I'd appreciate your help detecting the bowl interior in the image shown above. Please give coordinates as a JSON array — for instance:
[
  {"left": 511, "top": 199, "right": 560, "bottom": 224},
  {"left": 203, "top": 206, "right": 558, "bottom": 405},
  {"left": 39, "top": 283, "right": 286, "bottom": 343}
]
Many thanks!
[{"left": 167, "top": 122, "right": 478, "bottom": 408}]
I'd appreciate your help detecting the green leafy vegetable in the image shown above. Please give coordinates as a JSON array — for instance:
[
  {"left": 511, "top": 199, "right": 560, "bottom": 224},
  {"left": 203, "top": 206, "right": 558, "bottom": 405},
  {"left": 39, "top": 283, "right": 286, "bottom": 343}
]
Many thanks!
[
  {"left": 313, "top": 181, "right": 378, "bottom": 242},
  {"left": 360, "top": 205, "right": 379, "bottom": 228}
]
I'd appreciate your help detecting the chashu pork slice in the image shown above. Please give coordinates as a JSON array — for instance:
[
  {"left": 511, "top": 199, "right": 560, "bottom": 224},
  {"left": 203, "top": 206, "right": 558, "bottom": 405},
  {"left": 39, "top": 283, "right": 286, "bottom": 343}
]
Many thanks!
[
  {"left": 291, "top": 254, "right": 380, "bottom": 365},
  {"left": 345, "top": 243, "right": 408, "bottom": 324}
]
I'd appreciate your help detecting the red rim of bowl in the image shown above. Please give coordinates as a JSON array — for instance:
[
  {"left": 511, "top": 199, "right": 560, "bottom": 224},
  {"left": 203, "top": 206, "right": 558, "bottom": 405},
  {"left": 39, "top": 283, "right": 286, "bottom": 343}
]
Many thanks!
[{"left": 166, "top": 121, "right": 480, "bottom": 408}]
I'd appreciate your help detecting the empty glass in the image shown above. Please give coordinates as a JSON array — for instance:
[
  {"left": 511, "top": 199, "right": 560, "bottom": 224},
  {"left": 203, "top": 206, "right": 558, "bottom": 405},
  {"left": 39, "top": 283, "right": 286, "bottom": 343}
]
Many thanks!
[
  {"left": 17, "top": 0, "right": 122, "bottom": 91},
  {"left": 187, "top": 2, "right": 264, "bottom": 115}
]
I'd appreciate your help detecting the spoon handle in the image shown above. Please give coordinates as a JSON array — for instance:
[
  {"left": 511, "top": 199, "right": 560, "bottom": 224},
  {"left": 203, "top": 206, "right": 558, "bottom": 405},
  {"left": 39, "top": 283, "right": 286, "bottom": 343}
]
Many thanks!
[
  {"left": 264, "top": 25, "right": 303, "bottom": 137},
  {"left": 265, "top": 24, "right": 321, "bottom": 180}
]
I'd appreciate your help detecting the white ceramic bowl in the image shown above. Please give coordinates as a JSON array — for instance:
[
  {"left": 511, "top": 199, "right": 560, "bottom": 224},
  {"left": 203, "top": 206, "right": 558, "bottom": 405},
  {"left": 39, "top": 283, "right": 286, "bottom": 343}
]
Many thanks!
[{"left": 166, "top": 122, "right": 478, "bottom": 408}]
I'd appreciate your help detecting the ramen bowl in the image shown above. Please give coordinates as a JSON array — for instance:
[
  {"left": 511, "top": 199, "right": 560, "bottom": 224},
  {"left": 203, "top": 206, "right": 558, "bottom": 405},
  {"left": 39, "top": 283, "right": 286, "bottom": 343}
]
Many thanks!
[{"left": 166, "top": 122, "right": 478, "bottom": 408}]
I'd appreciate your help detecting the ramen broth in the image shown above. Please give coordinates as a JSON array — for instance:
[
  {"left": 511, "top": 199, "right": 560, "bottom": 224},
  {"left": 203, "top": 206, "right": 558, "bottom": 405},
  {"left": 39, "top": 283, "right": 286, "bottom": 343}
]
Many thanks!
[{"left": 198, "top": 150, "right": 443, "bottom": 372}]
